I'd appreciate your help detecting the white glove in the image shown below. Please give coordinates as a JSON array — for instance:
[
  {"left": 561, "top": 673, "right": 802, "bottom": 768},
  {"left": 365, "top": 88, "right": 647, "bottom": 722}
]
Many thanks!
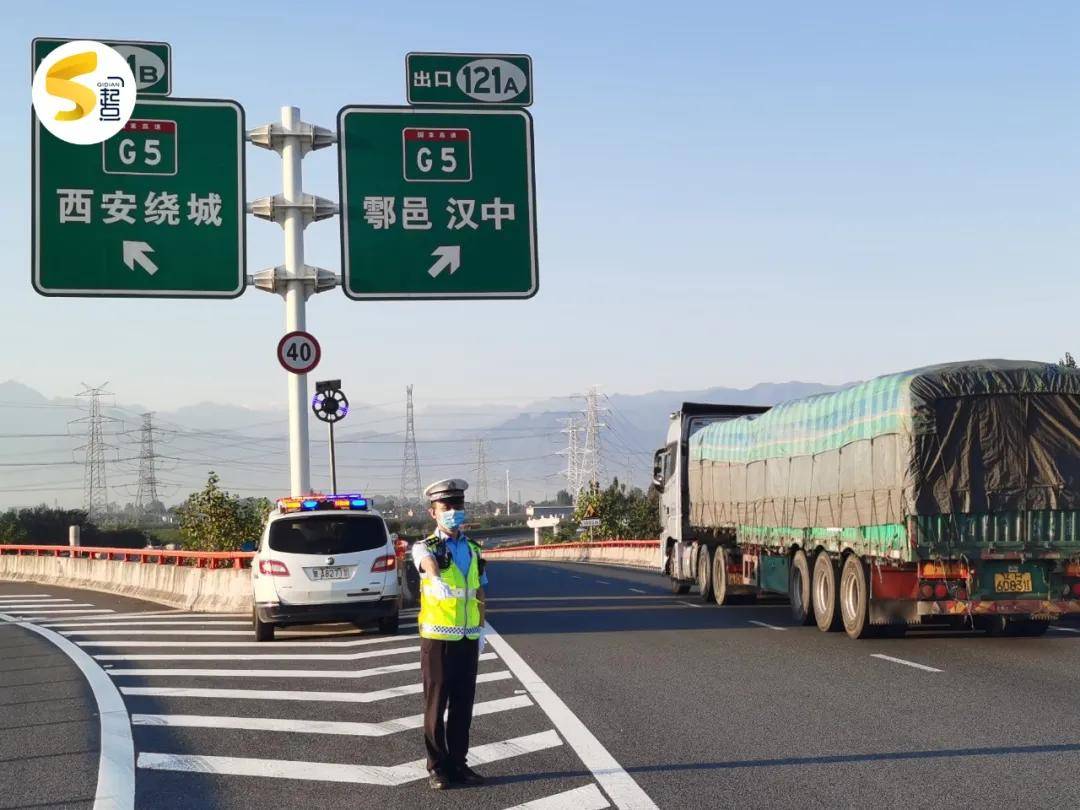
[
  {"left": 478, "top": 628, "right": 487, "bottom": 655},
  {"left": 426, "top": 576, "right": 452, "bottom": 600}
]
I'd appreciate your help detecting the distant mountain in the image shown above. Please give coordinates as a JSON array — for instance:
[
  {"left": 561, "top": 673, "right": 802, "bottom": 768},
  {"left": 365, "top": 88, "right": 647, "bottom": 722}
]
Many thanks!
[{"left": 0, "top": 379, "right": 845, "bottom": 509}]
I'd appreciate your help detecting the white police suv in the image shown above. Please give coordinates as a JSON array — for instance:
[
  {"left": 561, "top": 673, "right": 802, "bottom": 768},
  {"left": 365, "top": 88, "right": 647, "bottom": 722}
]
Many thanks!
[{"left": 251, "top": 494, "right": 401, "bottom": 641}]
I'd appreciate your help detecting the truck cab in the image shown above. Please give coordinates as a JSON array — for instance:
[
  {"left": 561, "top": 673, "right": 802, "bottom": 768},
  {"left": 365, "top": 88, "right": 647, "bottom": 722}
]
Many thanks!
[{"left": 653, "top": 403, "right": 770, "bottom": 593}]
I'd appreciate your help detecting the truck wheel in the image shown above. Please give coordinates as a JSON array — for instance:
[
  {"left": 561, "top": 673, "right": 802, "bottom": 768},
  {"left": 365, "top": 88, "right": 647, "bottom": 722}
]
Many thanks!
[
  {"left": 670, "top": 578, "right": 690, "bottom": 595},
  {"left": 696, "top": 546, "right": 713, "bottom": 602},
  {"left": 253, "top": 608, "right": 275, "bottom": 642},
  {"left": 789, "top": 550, "right": 814, "bottom": 625},
  {"left": 812, "top": 553, "right": 842, "bottom": 632},
  {"left": 712, "top": 548, "right": 731, "bottom": 606},
  {"left": 839, "top": 555, "right": 874, "bottom": 639}
]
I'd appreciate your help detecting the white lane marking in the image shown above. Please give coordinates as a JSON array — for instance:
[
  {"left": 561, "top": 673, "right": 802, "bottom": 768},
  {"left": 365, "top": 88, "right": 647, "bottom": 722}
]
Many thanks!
[
  {"left": 0, "top": 611, "right": 134, "bottom": 810},
  {"left": 65, "top": 629, "right": 250, "bottom": 636},
  {"left": 871, "top": 653, "right": 942, "bottom": 673},
  {"left": 42, "top": 612, "right": 243, "bottom": 625},
  {"left": 0, "top": 594, "right": 58, "bottom": 600},
  {"left": 0, "top": 602, "right": 94, "bottom": 610},
  {"left": 572, "top": 576, "right": 582, "bottom": 580},
  {"left": 596, "top": 581, "right": 611, "bottom": 586},
  {"left": 485, "top": 623, "right": 658, "bottom": 810},
  {"left": 678, "top": 601, "right": 703, "bottom": 608},
  {"left": 106, "top": 655, "right": 496, "bottom": 679},
  {"left": 748, "top": 620, "right": 786, "bottom": 631},
  {"left": 95, "top": 644, "right": 423, "bottom": 662},
  {"left": 77, "top": 634, "right": 419, "bottom": 648},
  {"left": 1050, "top": 626, "right": 1080, "bottom": 634},
  {"left": 504, "top": 784, "right": 611, "bottom": 810},
  {"left": 45, "top": 621, "right": 251, "bottom": 629},
  {"left": 138, "top": 730, "right": 561, "bottom": 785},
  {"left": 131, "top": 695, "right": 533, "bottom": 737},
  {"left": 120, "top": 670, "right": 513, "bottom": 704},
  {"left": 12, "top": 609, "right": 114, "bottom": 616},
  {"left": 629, "top": 588, "right": 646, "bottom": 594}
]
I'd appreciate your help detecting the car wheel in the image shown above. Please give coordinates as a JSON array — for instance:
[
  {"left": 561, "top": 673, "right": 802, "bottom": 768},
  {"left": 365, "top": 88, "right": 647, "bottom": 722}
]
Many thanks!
[
  {"left": 253, "top": 607, "right": 275, "bottom": 642},
  {"left": 379, "top": 613, "right": 400, "bottom": 635}
]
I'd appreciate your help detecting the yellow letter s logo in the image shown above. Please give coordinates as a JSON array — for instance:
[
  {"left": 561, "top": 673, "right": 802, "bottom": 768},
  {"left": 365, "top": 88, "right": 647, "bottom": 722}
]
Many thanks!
[{"left": 46, "top": 51, "right": 98, "bottom": 122}]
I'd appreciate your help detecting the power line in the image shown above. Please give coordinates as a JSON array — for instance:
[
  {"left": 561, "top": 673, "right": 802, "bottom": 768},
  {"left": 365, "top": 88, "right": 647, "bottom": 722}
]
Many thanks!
[{"left": 474, "top": 438, "right": 489, "bottom": 506}]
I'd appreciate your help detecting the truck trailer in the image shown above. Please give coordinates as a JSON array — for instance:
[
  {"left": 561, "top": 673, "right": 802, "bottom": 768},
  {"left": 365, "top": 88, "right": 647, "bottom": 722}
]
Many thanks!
[{"left": 653, "top": 360, "right": 1080, "bottom": 638}]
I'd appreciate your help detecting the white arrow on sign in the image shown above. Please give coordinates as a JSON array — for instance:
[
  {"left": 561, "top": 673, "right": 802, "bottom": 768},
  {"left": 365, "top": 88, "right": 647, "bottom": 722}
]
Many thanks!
[
  {"left": 122, "top": 241, "right": 158, "bottom": 276},
  {"left": 427, "top": 245, "right": 461, "bottom": 278}
]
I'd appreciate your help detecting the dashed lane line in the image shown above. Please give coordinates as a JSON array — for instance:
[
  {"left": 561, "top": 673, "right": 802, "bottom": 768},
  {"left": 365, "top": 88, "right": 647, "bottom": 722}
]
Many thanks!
[
  {"left": 629, "top": 588, "right": 646, "bottom": 594},
  {"left": 94, "top": 644, "right": 423, "bottom": 662},
  {"left": 77, "top": 634, "right": 419, "bottom": 648},
  {"left": 485, "top": 623, "right": 658, "bottom": 810},
  {"left": 748, "top": 620, "right": 787, "bottom": 631},
  {"left": 504, "top": 784, "right": 611, "bottom": 810},
  {"left": 871, "top": 653, "right": 942, "bottom": 673},
  {"left": 131, "top": 694, "right": 533, "bottom": 736},
  {"left": 678, "top": 601, "right": 704, "bottom": 608},
  {"left": 119, "top": 670, "right": 512, "bottom": 703},
  {"left": 0, "top": 611, "right": 134, "bottom": 810},
  {"left": 596, "top": 581, "right": 611, "bottom": 586},
  {"left": 137, "top": 730, "right": 562, "bottom": 786},
  {"left": 1050, "top": 625, "right": 1080, "bottom": 633},
  {"left": 106, "top": 654, "right": 497, "bottom": 679}
]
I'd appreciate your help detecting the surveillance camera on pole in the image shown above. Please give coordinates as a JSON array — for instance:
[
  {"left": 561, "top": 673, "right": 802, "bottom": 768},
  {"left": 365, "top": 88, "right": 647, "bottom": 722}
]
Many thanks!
[{"left": 312, "top": 379, "right": 348, "bottom": 494}]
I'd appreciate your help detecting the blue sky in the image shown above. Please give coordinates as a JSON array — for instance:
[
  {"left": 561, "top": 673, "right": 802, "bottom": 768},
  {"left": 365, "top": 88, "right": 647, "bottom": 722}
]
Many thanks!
[{"left": 4, "top": 2, "right": 1079, "bottom": 412}]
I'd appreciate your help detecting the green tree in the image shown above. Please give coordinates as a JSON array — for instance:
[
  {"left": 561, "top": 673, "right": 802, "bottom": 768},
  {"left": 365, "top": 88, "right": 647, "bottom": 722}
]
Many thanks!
[
  {"left": 1061, "top": 352, "right": 1077, "bottom": 369},
  {"left": 177, "top": 472, "right": 271, "bottom": 551}
]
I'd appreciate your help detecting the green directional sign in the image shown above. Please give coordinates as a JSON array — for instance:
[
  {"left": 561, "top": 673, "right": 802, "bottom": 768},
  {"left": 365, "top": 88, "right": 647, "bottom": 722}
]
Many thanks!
[
  {"left": 406, "top": 53, "right": 532, "bottom": 107},
  {"left": 338, "top": 106, "right": 537, "bottom": 300},
  {"left": 32, "top": 38, "right": 172, "bottom": 96},
  {"left": 33, "top": 97, "right": 245, "bottom": 298}
]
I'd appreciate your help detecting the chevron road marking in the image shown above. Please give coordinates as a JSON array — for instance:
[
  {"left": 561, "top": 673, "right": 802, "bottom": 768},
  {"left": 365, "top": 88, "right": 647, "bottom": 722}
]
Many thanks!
[
  {"left": 131, "top": 694, "right": 533, "bottom": 737},
  {"left": 137, "top": 730, "right": 561, "bottom": 785},
  {"left": 119, "top": 670, "right": 513, "bottom": 703}
]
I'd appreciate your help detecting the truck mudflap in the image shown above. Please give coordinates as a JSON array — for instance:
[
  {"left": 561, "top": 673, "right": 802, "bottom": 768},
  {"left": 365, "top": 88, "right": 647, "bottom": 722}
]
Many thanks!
[{"left": 916, "top": 598, "right": 1080, "bottom": 617}]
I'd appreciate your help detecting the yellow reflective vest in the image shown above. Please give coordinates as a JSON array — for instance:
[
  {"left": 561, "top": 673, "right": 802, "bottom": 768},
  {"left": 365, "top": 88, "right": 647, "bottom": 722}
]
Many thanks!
[{"left": 418, "top": 534, "right": 483, "bottom": 641}]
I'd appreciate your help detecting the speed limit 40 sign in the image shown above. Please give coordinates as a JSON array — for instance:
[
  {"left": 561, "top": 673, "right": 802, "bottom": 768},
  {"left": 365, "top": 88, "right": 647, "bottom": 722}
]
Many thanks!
[{"left": 277, "top": 331, "right": 320, "bottom": 374}]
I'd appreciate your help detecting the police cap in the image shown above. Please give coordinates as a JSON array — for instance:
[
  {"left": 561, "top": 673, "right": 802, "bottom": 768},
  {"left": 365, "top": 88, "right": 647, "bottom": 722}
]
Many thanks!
[{"left": 423, "top": 478, "right": 469, "bottom": 504}]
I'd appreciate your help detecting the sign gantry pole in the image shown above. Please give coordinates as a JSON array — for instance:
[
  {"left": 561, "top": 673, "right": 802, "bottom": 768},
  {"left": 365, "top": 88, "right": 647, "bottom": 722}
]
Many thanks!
[
  {"left": 281, "top": 106, "right": 310, "bottom": 497},
  {"left": 248, "top": 106, "right": 337, "bottom": 497}
]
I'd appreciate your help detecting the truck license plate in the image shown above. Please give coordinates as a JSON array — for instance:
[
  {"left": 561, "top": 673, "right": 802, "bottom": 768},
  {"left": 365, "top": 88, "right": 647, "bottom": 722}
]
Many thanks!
[
  {"left": 310, "top": 566, "right": 348, "bottom": 581},
  {"left": 994, "top": 572, "right": 1032, "bottom": 593}
]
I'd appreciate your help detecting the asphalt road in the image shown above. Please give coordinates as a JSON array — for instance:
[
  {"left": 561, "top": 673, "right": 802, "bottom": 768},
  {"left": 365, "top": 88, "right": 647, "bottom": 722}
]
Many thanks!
[{"left": 3, "top": 564, "right": 1080, "bottom": 809}]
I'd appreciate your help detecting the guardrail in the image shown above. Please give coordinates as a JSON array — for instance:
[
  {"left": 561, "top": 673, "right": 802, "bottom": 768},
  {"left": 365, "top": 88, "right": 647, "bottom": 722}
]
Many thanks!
[
  {"left": 484, "top": 540, "right": 659, "bottom": 555},
  {"left": 0, "top": 544, "right": 255, "bottom": 570},
  {"left": 483, "top": 539, "right": 660, "bottom": 570}
]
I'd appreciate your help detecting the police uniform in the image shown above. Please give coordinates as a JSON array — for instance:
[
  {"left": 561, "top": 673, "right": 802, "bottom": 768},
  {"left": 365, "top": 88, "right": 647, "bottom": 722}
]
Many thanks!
[{"left": 412, "top": 478, "right": 488, "bottom": 789}]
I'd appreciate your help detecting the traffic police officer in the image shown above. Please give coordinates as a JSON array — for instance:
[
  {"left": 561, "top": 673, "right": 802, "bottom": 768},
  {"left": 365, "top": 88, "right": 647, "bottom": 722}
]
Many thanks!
[{"left": 412, "top": 478, "right": 488, "bottom": 790}]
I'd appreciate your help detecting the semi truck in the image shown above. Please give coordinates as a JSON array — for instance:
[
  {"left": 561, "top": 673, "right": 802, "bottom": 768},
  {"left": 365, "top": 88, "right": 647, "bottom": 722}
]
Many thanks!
[{"left": 653, "top": 360, "right": 1080, "bottom": 638}]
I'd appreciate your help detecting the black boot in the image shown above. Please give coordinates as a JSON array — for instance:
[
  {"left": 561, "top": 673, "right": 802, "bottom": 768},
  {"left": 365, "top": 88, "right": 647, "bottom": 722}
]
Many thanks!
[
  {"left": 428, "top": 770, "right": 451, "bottom": 790},
  {"left": 452, "top": 765, "right": 485, "bottom": 786}
]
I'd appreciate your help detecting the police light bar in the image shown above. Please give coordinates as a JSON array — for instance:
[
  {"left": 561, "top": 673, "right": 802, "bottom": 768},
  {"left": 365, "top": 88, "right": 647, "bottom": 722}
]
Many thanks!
[{"left": 277, "top": 494, "right": 369, "bottom": 513}]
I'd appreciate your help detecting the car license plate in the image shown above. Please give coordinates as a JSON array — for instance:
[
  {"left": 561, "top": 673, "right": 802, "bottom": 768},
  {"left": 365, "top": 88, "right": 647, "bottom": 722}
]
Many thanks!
[
  {"left": 310, "top": 566, "right": 349, "bottom": 581},
  {"left": 994, "top": 572, "right": 1032, "bottom": 593}
]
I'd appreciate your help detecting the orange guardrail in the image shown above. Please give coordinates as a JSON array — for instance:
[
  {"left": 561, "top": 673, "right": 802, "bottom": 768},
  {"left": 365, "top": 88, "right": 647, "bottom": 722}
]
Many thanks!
[
  {"left": 0, "top": 543, "right": 254, "bottom": 570},
  {"left": 484, "top": 539, "right": 659, "bottom": 554}
]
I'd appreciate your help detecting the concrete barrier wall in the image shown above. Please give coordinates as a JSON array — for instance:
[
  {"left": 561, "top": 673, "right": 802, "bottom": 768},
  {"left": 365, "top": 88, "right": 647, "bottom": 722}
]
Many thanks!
[
  {"left": 485, "top": 544, "right": 658, "bottom": 570},
  {"left": 0, "top": 554, "right": 252, "bottom": 613}
]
